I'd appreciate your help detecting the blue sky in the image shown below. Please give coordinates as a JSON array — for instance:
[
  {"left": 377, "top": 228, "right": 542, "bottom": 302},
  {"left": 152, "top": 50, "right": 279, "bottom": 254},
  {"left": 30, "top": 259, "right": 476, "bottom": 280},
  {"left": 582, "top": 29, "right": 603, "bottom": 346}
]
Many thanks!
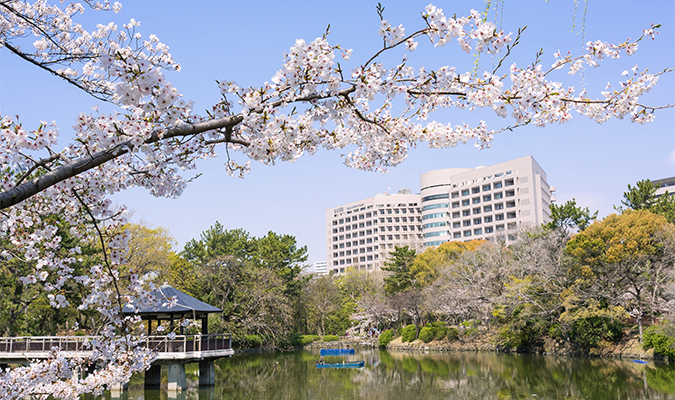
[{"left": 1, "top": 0, "right": 673, "bottom": 267}]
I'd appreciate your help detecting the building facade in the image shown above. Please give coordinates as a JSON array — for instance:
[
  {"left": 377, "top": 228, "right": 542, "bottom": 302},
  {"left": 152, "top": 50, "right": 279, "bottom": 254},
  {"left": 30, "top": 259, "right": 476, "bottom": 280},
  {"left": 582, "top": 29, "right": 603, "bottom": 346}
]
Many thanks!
[
  {"left": 326, "top": 190, "right": 422, "bottom": 274},
  {"left": 326, "top": 156, "right": 555, "bottom": 275},
  {"left": 653, "top": 176, "right": 675, "bottom": 197},
  {"left": 313, "top": 261, "right": 328, "bottom": 276},
  {"left": 419, "top": 156, "right": 554, "bottom": 246}
]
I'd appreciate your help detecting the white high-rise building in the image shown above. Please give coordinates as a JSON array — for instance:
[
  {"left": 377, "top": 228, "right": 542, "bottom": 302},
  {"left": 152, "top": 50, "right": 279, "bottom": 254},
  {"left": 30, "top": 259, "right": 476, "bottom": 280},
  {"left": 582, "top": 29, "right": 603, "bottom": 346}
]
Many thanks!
[
  {"left": 326, "top": 189, "right": 422, "bottom": 275},
  {"left": 653, "top": 176, "right": 675, "bottom": 197},
  {"left": 326, "top": 156, "right": 555, "bottom": 275},
  {"left": 313, "top": 261, "right": 328, "bottom": 276}
]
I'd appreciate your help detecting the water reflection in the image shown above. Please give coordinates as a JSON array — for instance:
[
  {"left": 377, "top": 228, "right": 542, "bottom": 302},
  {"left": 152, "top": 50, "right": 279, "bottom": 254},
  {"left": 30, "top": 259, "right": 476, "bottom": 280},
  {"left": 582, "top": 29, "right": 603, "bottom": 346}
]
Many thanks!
[{"left": 91, "top": 350, "right": 675, "bottom": 400}]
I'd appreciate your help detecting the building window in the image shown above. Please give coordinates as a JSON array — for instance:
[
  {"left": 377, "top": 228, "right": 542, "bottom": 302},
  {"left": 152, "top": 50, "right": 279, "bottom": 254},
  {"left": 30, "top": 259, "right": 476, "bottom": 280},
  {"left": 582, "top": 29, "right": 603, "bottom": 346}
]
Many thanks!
[
  {"left": 463, "top": 230, "right": 472, "bottom": 237},
  {"left": 451, "top": 191, "right": 459, "bottom": 198},
  {"left": 495, "top": 203, "right": 504, "bottom": 210},
  {"left": 474, "top": 228, "right": 482, "bottom": 235},
  {"left": 485, "top": 226, "right": 494, "bottom": 233},
  {"left": 494, "top": 192, "right": 503, "bottom": 199},
  {"left": 496, "top": 224, "right": 505, "bottom": 232},
  {"left": 473, "top": 207, "right": 481, "bottom": 215},
  {"left": 508, "top": 222, "right": 517, "bottom": 230},
  {"left": 453, "top": 232, "right": 462, "bottom": 238},
  {"left": 461, "top": 189, "right": 470, "bottom": 196},
  {"left": 506, "top": 201, "right": 516, "bottom": 208},
  {"left": 452, "top": 201, "right": 460, "bottom": 208},
  {"left": 462, "top": 210, "right": 471, "bottom": 216},
  {"left": 484, "top": 216, "right": 493, "bottom": 223},
  {"left": 505, "top": 189, "right": 515, "bottom": 197},
  {"left": 423, "top": 202, "right": 449, "bottom": 211},
  {"left": 484, "top": 205, "right": 492, "bottom": 212},
  {"left": 473, "top": 217, "right": 482, "bottom": 225},
  {"left": 494, "top": 182, "right": 503, "bottom": 189},
  {"left": 483, "top": 194, "right": 492, "bottom": 202},
  {"left": 463, "top": 220, "right": 471, "bottom": 227},
  {"left": 452, "top": 211, "right": 460, "bottom": 218},
  {"left": 472, "top": 187, "right": 480, "bottom": 194},
  {"left": 496, "top": 214, "right": 504, "bottom": 221},
  {"left": 505, "top": 178, "right": 515, "bottom": 186},
  {"left": 483, "top": 184, "right": 491, "bottom": 191},
  {"left": 507, "top": 212, "right": 517, "bottom": 219},
  {"left": 472, "top": 197, "right": 480, "bottom": 204},
  {"left": 453, "top": 222, "right": 461, "bottom": 228},
  {"left": 422, "top": 193, "right": 450, "bottom": 202}
]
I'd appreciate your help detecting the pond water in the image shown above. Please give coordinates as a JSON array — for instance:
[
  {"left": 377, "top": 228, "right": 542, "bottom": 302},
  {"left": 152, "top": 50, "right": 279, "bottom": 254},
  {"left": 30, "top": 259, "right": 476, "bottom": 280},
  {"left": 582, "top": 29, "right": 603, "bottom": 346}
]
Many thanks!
[{"left": 109, "top": 349, "right": 675, "bottom": 400}]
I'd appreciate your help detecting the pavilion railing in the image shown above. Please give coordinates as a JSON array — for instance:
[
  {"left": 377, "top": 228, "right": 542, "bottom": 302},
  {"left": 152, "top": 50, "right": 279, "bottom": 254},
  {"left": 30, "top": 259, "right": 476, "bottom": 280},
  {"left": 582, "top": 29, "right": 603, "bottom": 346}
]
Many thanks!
[{"left": 0, "top": 334, "right": 231, "bottom": 357}]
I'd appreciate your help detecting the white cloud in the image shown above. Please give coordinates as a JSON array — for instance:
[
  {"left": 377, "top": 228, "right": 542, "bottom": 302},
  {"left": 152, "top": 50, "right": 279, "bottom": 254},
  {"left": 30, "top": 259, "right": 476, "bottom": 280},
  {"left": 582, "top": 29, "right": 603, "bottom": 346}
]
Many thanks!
[{"left": 667, "top": 149, "right": 675, "bottom": 165}]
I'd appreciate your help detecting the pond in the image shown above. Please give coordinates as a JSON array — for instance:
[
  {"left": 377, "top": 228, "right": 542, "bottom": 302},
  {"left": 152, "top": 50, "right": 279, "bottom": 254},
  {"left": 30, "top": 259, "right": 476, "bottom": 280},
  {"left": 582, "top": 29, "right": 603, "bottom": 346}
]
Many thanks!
[{"left": 109, "top": 349, "right": 675, "bottom": 400}]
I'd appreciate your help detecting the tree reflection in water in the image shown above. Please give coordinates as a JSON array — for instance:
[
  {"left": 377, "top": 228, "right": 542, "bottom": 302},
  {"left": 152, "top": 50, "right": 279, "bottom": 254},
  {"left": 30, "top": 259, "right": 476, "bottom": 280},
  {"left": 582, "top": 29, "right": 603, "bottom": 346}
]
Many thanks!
[{"left": 87, "top": 350, "right": 675, "bottom": 400}]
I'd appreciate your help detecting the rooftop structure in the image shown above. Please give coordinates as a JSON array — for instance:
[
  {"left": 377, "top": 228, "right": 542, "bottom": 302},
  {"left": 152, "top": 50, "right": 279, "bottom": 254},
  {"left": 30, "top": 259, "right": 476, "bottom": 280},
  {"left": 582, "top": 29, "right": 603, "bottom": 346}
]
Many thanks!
[{"left": 653, "top": 176, "right": 675, "bottom": 197}]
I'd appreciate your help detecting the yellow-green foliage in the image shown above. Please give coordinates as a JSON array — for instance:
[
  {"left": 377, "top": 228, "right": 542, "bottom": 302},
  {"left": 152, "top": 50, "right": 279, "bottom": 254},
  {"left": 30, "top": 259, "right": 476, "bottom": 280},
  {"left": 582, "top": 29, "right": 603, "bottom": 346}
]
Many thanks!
[
  {"left": 410, "top": 240, "right": 485, "bottom": 287},
  {"left": 401, "top": 324, "right": 417, "bottom": 342}
]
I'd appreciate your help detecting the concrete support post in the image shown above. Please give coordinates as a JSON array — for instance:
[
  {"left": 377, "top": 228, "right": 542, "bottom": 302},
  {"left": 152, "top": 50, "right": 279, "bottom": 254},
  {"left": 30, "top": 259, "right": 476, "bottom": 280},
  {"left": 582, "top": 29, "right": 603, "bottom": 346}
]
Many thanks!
[
  {"left": 199, "top": 360, "right": 216, "bottom": 386},
  {"left": 167, "top": 362, "right": 186, "bottom": 393},
  {"left": 144, "top": 364, "right": 161, "bottom": 389},
  {"left": 110, "top": 382, "right": 129, "bottom": 400}
]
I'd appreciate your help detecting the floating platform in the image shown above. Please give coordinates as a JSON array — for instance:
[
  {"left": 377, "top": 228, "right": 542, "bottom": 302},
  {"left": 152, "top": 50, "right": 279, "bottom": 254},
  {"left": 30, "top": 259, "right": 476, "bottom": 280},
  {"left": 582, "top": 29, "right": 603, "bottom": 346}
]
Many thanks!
[
  {"left": 320, "top": 348, "right": 355, "bottom": 356},
  {"left": 316, "top": 360, "right": 364, "bottom": 369}
]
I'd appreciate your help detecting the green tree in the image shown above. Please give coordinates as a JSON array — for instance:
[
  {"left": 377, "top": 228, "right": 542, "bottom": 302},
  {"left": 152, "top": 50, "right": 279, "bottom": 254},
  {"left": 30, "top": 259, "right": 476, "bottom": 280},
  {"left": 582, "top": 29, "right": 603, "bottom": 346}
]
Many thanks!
[
  {"left": 198, "top": 256, "right": 292, "bottom": 345},
  {"left": 382, "top": 246, "right": 418, "bottom": 294},
  {"left": 182, "top": 222, "right": 253, "bottom": 265},
  {"left": 545, "top": 199, "right": 598, "bottom": 233},
  {"left": 303, "top": 275, "right": 341, "bottom": 336},
  {"left": 620, "top": 179, "right": 675, "bottom": 223},
  {"left": 566, "top": 210, "right": 675, "bottom": 342}
]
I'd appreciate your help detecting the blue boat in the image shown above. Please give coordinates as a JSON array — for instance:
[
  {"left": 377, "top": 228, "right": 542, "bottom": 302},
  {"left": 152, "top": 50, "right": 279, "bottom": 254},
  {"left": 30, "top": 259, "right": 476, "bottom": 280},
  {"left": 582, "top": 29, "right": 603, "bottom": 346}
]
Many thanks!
[
  {"left": 632, "top": 359, "right": 648, "bottom": 364},
  {"left": 320, "top": 348, "right": 355, "bottom": 356},
  {"left": 316, "top": 360, "right": 364, "bottom": 369}
]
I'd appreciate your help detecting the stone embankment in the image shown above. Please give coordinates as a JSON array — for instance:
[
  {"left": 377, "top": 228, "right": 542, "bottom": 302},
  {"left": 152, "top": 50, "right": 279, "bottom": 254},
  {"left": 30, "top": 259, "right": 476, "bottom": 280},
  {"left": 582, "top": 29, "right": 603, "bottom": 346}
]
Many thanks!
[
  {"left": 382, "top": 333, "right": 657, "bottom": 360},
  {"left": 300, "top": 331, "right": 659, "bottom": 360},
  {"left": 304, "top": 338, "right": 379, "bottom": 350}
]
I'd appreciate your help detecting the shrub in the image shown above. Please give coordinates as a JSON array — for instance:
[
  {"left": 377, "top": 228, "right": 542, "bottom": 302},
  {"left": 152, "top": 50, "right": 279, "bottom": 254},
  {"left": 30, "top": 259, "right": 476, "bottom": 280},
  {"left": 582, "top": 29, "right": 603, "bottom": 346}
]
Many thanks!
[
  {"left": 434, "top": 327, "right": 448, "bottom": 340},
  {"left": 401, "top": 324, "right": 417, "bottom": 343},
  {"left": 244, "top": 335, "right": 264, "bottom": 347},
  {"left": 643, "top": 323, "right": 675, "bottom": 360},
  {"left": 446, "top": 327, "right": 459, "bottom": 341},
  {"left": 379, "top": 329, "right": 394, "bottom": 347},
  {"left": 431, "top": 321, "right": 447, "bottom": 328},
  {"left": 419, "top": 327, "right": 435, "bottom": 343},
  {"left": 296, "top": 335, "right": 319, "bottom": 346},
  {"left": 569, "top": 316, "right": 623, "bottom": 348},
  {"left": 322, "top": 334, "right": 339, "bottom": 342}
]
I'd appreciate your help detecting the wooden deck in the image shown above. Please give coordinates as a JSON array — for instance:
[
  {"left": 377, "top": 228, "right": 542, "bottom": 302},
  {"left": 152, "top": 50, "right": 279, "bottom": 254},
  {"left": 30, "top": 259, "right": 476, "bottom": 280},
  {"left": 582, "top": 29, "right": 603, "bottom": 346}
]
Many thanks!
[{"left": 0, "top": 334, "right": 233, "bottom": 364}]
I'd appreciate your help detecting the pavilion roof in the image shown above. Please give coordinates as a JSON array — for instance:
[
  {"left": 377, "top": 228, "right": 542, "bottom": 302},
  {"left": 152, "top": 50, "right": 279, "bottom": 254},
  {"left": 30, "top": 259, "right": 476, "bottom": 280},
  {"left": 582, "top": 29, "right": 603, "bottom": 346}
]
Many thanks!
[{"left": 122, "top": 284, "right": 221, "bottom": 317}]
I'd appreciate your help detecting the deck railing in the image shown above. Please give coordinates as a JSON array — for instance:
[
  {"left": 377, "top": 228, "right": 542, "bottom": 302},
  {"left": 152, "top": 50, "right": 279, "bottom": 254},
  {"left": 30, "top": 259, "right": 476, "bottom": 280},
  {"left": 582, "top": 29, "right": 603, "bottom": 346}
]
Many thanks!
[{"left": 0, "top": 334, "right": 231, "bottom": 357}]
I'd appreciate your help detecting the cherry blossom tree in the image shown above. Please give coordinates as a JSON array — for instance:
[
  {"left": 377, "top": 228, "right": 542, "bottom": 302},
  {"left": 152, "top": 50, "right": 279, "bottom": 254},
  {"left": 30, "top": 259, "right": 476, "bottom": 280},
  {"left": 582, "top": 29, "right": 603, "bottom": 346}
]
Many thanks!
[{"left": 0, "top": 1, "right": 672, "bottom": 398}]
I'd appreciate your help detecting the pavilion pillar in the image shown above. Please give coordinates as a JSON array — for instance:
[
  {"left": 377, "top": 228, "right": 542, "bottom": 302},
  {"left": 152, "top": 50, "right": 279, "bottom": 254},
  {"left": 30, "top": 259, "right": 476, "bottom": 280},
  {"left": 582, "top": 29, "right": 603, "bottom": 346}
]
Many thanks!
[
  {"left": 167, "top": 362, "right": 186, "bottom": 393},
  {"left": 110, "top": 382, "right": 128, "bottom": 400},
  {"left": 144, "top": 364, "right": 161, "bottom": 389},
  {"left": 199, "top": 360, "right": 216, "bottom": 386},
  {"left": 202, "top": 318, "right": 208, "bottom": 334}
]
